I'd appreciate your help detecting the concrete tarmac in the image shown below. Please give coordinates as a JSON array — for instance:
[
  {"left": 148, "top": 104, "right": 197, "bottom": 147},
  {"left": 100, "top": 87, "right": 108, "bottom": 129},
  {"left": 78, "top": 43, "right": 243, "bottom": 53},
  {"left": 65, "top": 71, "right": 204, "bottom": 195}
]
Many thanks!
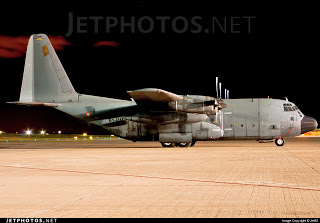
[{"left": 0, "top": 138, "right": 320, "bottom": 218}]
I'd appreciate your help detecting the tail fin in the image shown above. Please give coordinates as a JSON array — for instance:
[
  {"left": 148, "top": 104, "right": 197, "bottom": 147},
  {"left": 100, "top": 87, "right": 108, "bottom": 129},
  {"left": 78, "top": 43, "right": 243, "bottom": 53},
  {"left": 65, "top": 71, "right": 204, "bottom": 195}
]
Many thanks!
[{"left": 19, "top": 34, "right": 78, "bottom": 103}]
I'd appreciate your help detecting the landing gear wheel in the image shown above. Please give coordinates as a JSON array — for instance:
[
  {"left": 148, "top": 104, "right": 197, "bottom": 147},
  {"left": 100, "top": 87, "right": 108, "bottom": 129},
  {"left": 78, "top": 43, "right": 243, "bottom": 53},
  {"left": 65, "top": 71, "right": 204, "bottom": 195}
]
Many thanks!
[
  {"left": 275, "top": 138, "right": 285, "bottom": 146},
  {"left": 161, "top": 143, "right": 174, "bottom": 147},
  {"left": 175, "top": 143, "right": 191, "bottom": 147},
  {"left": 190, "top": 141, "right": 196, "bottom": 147}
]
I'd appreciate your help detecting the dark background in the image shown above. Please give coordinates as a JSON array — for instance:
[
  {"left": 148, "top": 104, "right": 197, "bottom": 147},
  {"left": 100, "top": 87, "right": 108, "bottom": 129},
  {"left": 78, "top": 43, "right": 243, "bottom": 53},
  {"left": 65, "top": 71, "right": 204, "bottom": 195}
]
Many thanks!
[{"left": 0, "top": 2, "right": 317, "bottom": 134}]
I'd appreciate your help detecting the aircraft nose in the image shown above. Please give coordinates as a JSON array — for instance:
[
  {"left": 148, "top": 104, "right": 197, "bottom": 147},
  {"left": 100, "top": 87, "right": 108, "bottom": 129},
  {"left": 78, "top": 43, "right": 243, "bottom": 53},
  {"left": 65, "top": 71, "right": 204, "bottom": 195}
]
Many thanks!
[{"left": 301, "top": 116, "right": 318, "bottom": 134}]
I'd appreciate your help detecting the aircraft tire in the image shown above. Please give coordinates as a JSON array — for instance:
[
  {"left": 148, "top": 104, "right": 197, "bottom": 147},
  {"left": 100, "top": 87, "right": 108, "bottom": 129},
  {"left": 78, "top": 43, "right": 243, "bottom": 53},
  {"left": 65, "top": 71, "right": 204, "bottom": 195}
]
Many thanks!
[
  {"left": 175, "top": 143, "right": 191, "bottom": 147},
  {"left": 161, "top": 143, "right": 174, "bottom": 147},
  {"left": 190, "top": 141, "right": 196, "bottom": 147},
  {"left": 275, "top": 138, "right": 285, "bottom": 146}
]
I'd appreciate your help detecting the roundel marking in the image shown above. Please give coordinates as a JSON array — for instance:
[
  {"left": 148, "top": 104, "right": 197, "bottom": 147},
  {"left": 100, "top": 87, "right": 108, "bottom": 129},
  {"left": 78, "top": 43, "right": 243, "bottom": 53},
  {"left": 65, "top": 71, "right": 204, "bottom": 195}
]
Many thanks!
[{"left": 86, "top": 112, "right": 91, "bottom": 117}]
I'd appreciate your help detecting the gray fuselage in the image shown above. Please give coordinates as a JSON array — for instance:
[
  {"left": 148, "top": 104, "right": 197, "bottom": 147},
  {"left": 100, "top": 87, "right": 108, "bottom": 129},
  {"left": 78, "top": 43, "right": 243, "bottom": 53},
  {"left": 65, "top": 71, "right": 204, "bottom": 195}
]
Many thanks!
[{"left": 56, "top": 96, "right": 316, "bottom": 142}]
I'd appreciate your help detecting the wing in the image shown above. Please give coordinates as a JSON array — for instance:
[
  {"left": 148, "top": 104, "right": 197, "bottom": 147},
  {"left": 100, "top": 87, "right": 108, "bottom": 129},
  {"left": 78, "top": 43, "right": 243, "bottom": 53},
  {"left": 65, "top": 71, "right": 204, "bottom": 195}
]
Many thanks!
[{"left": 127, "top": 88, "right": 183, "bottom": 102}]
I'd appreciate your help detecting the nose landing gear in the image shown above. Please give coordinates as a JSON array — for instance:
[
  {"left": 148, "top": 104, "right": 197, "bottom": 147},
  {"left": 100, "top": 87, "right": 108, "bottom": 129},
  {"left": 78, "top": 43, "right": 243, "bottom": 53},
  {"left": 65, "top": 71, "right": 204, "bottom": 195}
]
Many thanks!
[{"left": 275, "top": 137, "right": 285, "bottom": 146}]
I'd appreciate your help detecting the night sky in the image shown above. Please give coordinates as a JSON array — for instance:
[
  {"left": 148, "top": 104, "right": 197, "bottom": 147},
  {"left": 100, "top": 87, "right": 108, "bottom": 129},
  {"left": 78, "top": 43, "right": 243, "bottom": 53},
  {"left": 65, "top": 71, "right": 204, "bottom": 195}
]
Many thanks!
[{"left": 0, "top": 2, "right": 317, "bottom": 133}]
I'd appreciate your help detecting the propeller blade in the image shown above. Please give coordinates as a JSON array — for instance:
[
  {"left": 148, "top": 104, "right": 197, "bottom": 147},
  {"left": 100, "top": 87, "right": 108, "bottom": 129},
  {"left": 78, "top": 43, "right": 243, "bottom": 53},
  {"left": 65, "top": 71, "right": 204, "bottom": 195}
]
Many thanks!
[
  {"left": 216, "top": 77, "right": 219, "bottom": 98},
  {"left": 214, "top": 99, "right": 219, "bottom": 122},
  {"left": 215, "top": 106, "right": 219, "bottom": 123},
  {"left": 219, "top": 109, "right": 223, "bottom": 129}
]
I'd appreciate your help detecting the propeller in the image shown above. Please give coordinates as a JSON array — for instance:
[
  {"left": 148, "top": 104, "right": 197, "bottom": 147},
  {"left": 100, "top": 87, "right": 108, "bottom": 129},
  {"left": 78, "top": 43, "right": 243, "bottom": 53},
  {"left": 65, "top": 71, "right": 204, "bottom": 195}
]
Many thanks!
[{"left": 214, "top": 76, "right": 230, "bottom": 127}]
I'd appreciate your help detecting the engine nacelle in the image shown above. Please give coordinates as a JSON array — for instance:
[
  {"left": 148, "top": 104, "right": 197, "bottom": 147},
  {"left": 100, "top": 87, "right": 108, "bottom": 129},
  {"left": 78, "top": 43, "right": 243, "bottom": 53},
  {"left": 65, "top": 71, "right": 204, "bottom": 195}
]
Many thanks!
[
  {"left": 166, "top": 95, "right": 221, "bottom": 115},
  {"left": 184, "top": 105, "right": 215, "bottom": 114}
]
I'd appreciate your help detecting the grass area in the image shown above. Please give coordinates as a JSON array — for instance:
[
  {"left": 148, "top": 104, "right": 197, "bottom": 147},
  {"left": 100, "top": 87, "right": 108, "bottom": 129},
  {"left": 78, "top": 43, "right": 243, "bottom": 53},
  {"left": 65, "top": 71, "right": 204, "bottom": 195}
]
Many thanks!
[{"left": 0, "top": 133, "right": 119, "bottom": 142}]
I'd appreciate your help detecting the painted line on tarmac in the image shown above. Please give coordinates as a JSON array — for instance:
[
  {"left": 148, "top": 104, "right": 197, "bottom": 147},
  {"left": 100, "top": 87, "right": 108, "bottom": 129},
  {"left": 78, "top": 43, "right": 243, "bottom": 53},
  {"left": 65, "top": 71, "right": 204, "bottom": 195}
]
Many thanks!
[{"left": 1, "top": 164, "right": 320, "bottom": 192}]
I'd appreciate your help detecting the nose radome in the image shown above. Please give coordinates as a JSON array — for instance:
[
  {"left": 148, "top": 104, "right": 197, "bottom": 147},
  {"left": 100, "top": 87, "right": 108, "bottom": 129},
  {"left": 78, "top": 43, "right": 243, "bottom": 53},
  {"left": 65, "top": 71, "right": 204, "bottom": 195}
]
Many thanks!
[{"left": 301, "top": 116, "right": 318, "bottom": 134}]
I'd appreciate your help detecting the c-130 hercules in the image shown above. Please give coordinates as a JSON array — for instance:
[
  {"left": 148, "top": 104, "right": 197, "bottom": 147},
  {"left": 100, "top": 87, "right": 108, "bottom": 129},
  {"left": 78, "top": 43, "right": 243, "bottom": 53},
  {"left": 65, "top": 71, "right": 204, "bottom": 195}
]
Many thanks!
[{"left": 12, "top": 34, "right": 318, "bottom": 147}]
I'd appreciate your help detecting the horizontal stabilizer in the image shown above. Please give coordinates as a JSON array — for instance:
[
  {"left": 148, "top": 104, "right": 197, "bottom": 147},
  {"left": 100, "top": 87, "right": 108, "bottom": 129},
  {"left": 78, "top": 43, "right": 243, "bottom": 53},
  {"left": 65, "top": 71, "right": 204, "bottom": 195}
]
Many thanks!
[
  {"left": 7, "top": 101, "right": 59, "bottom": 107},
  {"left": 7, "top": 102, "right": 59, "bottom": 107},
  {"left": 128, "top": 88, "right": 183, "bottom": 102}
]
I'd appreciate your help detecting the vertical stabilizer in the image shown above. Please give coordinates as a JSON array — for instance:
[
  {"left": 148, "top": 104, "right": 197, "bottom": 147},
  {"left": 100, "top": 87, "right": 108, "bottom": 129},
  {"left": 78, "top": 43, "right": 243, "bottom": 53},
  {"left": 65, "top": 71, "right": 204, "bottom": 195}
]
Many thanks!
[{"left": 19, "top": 34, "right": 78, "bottom": 103}]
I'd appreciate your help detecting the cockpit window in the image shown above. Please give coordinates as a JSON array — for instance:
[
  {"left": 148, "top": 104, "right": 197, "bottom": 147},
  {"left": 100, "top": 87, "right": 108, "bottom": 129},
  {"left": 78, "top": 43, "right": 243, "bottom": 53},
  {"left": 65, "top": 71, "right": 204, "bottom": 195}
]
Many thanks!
[{"left": 283, "top": 103, "right": 300, "bottom": 112}]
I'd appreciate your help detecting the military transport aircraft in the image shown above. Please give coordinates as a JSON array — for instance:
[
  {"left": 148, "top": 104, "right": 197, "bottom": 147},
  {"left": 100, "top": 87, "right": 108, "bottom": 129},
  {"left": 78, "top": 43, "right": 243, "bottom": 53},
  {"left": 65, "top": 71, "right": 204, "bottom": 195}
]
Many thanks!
[{"left": 11, "top": 34, "right": 318, "bottom": 147}]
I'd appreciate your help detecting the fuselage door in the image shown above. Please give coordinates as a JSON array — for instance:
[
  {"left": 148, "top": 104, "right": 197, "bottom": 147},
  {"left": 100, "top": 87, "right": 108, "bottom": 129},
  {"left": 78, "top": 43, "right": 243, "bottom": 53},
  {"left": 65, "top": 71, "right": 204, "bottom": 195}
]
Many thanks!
[{"left": 260, "top": 113, "right": 271, "bottom": 139}]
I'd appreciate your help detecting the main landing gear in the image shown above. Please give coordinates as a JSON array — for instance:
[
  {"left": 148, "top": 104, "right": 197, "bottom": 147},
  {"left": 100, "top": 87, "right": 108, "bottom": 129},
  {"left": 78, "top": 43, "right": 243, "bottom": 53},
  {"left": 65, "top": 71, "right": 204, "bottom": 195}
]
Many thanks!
[
  {"left": 275, "top": 137, "right": 285, "bottom": 146},
  {"left": 161, "top": 141, "right": 196, "bottom": 147}
]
